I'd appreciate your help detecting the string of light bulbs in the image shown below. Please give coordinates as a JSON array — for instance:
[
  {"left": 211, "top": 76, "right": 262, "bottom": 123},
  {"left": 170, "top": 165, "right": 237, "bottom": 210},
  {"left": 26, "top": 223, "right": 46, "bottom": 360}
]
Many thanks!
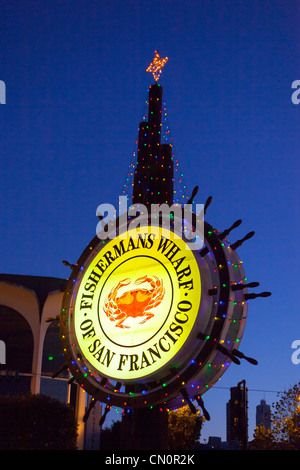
[{"left": 121, "top": 89, "right": 189, "bottom": 204}]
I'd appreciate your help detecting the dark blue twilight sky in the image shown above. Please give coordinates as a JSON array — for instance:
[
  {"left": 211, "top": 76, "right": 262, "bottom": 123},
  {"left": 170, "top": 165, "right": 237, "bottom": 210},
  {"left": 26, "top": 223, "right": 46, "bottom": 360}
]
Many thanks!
[{"left": 0, "top": 1, "right": 299, "bottom": 442}]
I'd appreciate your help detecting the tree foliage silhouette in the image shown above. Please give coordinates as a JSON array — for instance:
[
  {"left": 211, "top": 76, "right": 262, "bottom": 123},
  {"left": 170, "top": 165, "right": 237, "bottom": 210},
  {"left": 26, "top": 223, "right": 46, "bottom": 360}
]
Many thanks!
[
  {"left": 252, "top": 382, "right": 300, "bottom": 450},
  {"left": 168, "top": 406, "right": 203, "bottom": 450},
  {"left": 0, "top": 393, "right": 78, "bottom": 450}
]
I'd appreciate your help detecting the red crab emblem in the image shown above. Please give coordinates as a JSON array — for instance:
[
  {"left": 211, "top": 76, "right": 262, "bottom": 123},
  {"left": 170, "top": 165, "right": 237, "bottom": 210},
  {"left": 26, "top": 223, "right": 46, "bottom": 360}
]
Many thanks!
[{"left": 103, "top": 275, "right": 165, "bottom": 329}]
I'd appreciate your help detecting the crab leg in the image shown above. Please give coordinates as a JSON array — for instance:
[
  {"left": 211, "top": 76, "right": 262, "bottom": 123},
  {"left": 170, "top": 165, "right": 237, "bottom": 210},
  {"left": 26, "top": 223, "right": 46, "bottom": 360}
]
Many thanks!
[
  {"left": 139, "top": 312, "right": 155, "bottom": 324},
  {"left": 103, "top": 278, "right": 131, "bottom": 323}
]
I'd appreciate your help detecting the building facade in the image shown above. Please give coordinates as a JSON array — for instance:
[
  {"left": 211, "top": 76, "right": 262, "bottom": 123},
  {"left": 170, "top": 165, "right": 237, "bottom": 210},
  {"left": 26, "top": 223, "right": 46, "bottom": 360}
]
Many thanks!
[
  {"left": 0, "top": 274, "right": 99, "bottom": 449},
  {"left": 226, "top": 380, "right": 248, "bottom": 449},
  {"left": 256, "top": 399, "right": 271, "bottom": 431}
]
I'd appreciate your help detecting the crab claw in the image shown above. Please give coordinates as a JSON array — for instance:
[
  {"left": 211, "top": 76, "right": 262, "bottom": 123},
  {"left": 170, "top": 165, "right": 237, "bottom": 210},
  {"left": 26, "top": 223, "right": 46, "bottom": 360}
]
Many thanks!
[
  {"left": 135, "top": 275, "right": 148, "bottom": 285},
  {"left": 117, "top": 278, "right": 131, "bottom": 288}
]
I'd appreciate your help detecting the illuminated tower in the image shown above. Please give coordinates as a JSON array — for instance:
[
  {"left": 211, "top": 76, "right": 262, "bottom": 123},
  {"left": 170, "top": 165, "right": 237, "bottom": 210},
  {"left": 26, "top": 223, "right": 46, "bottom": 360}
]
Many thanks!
[{"left": 132, "top": 83, "right": 173, "bottom": 206}]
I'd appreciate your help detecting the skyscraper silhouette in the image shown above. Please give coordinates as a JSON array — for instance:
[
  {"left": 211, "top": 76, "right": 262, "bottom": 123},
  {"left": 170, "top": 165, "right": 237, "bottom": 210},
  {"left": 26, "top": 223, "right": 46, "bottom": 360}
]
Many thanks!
[
  {"left": 256, "top": 399, "right": 271, "bottom": 431},
  {"left": 226, "top": 380, "right": 248, "bottom": 449}
]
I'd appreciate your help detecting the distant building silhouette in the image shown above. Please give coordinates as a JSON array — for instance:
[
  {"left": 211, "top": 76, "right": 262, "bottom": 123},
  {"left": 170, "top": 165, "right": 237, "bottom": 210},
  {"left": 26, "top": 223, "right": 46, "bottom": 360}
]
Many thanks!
[
  {"left": 256, "top": 399, "right": 271, "bottom": 431},
  {"left": 226, "top": 380, "right": 248, "bottom": 449},
  {"left": 207, "top": 436, "right": 222, "bottom": 449}
]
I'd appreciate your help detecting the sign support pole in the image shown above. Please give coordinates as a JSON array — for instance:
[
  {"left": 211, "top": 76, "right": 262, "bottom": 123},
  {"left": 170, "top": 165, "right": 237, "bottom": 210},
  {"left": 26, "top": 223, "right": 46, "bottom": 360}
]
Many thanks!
[{"left": 120, "top": 408, "right": 168, "bottom": 450}]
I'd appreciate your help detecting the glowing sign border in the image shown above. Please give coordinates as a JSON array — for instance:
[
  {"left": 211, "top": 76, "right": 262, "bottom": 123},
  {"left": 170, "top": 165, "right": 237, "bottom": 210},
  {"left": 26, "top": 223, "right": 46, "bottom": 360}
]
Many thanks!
[{"left": 60, "top": 217, "right": 249, "bottom": 410}]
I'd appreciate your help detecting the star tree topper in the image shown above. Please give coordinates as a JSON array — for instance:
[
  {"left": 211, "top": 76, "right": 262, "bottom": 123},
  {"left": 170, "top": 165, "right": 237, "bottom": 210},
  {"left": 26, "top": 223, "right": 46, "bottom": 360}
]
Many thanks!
[{"left": 146, "top": 50, "right": 168, "bottom": 82}]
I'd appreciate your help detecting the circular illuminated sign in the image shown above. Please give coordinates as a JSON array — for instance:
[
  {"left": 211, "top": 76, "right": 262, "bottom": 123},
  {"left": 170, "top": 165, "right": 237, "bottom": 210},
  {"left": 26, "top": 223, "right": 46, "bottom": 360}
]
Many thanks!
[
  {"left": 60, "top": 218, "right": 252, "bottom": 411},
  {"left": 71, "top": 226, "right": 201, "bottom": 382}
]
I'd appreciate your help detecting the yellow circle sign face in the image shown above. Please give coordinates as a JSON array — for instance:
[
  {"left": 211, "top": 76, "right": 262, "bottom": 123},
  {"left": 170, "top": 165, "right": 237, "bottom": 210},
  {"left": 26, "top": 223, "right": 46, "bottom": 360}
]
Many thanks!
[{"left": 73, "top": 226, "right": 201, "bottom": 381}]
